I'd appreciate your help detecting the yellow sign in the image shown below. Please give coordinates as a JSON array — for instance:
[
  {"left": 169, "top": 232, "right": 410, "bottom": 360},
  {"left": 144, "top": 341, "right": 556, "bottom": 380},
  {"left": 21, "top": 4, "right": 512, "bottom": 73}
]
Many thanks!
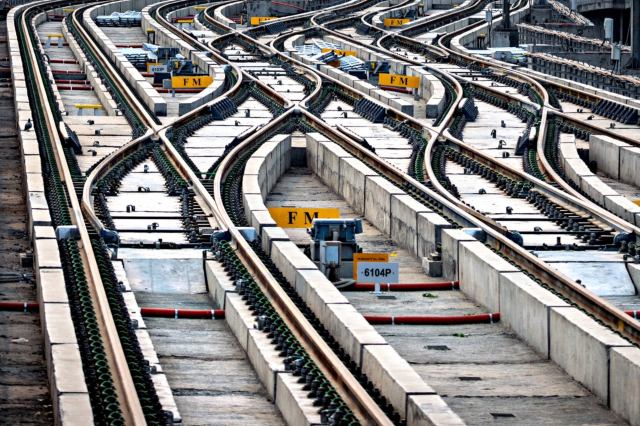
[
  {"left": 250, "top": 16, "right": 276, "bottom": 25},
  {"left": 171, "top": 75, "right": 213, "bottom": 88},
  {"left": 176, "top": 18, "right": 194, "bottom": 23},
  {"left": 268, "top": 208, "right": 340, "bottom": 228},
  {"left": 321, "top": 48, "right": 357, "bottom": 56},
  {"left": 353, "top": 253, "right": 389, "bottom": 279},
  {"left": 194, "top": 5, "right": 208, "bottom": 10},
  {"left": 379, "top": 73, "right": 420, "bottom": 89},
  {"left": 633, "top": 199, "right": 640, "bottom": 206},
  {"left": 384, "top": 18, "right": 410, "bottom": 27},
  {"left": 74, "top": 104, "right": 103, "bottom": 109}
]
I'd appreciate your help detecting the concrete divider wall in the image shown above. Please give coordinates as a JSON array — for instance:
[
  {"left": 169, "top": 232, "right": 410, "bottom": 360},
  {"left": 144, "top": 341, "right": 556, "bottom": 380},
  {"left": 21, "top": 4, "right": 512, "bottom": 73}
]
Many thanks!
[
  {"left": 289, "top": 45, "right": 385, "bottom": 111},
  {"left": 442, "top": 226, "right": 640, "bottom": 425},
  {"left": 235, "top": 133, "right": 463, "bottom": 423},
  {"left": 239, "top": 131, "right": 640, "bottom": 425},
  {"left": 8, "top": 7, "right": 94, "bottom": 424},
  {"left": 372, "top": 0, "right": 420, "bottom": 28},
  {"left": 560, "top": 134, "right": 640, "bottom": 225},
  {"left": 140, "top": 2, "right": 227, "bottom": 114},
  {"left": 215, "top": 1, "right": 243, "bottom": 28},
  {"left": 60, "top": 19, "right": 119, "bottom": 115},
  {"left": 290, "top": 34, "right": 445, "bottom": 118},
  {"left": 284, "top": 34, "right": 304, "bottom": 54},
  {"left": 589, "top": 134, "right": 625, "bottom": 179},
  {"left": 328, "top": 34, "right": 445, "bottom": 118},
  {"left": 306, "top": 133, "right": 452, "bottom": 259},
  {"left": 85, "top": 0, "right": 168, "bottom": 116},
  {"left": 451, "top": 7, "right": 528, "bottom": 52},
  {"left": 114, "top": 262, "right": 182, "bottom": 422},
  {"left": 591, "top": 134, "right": 640, "bottom": 190},
  {"left": 407, "top": 66, "right": 445, "bottom": 118},
  {"left": 32, "top": 13, "right": 66, "bottom": 116}
]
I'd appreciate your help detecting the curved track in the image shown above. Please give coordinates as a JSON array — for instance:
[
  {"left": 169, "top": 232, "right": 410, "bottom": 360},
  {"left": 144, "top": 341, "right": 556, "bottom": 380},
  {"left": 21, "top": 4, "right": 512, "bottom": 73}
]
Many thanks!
[{"left": 10, "top": 0, "right": 640, "bottom": 423}]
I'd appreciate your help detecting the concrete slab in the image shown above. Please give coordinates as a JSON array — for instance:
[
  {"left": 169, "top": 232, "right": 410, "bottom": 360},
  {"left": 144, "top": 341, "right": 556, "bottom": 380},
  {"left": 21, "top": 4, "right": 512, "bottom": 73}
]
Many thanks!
[
  {"left": 57, "top": 393, "right": 93, "bottom": 425},
  {"left": 610, "top": 346, "right": 640, "bottom": 426},
  {"left": 499, "top": 272, "right": 569, "bottom": 356},
  {"left": 533, "top": 251, "right": 635, "bottom": 296},
  {"left": 270, "top": 240, "right": 317, "bottom": 285},
  {"left": 35, "top": 239, "right": 62, "bottom": 269},
  {"left": 249, "top": 210, "right": 276, "bottom": 236},
  {"left": 550, "top": 307, "right": 631, "bottom": 402},
  {"left": 390, "top": 194, "right": 431, "bottom": 256},
  {"left": 459, "top": 241, "right": 518, "bottom": 312},
  {"left": 364, "top": 176, "right": 405, "bottom": 235},
  {"left": 247, "top": 328, "right": 285, "bottom": 399},
  {"left": 122, "top": 255, "right": 205, "bottom": 294},
  {"left": 317, "top": 141, "right": 352, "bottom": 193},
  {"left": 51, "top": 344, "right": 88, "bottom": 394},
  {"left": 34, "top": 225, "right": 56, "bottom": 239},
  {"left": 38, "top": 268, "right": 68, "bottom": 304},
  {"left": 260, "top": 225, "right": 289, "bottom": 255},
  {"left": 620, "top": 146, "right": 640, "bottom": 188},
  {"left": 362, "top": 344, "right": 436, "bottom": 420},
  {"left": 339, "top": 157, "right": 378, "bottom": 215},
  {"left": 223, "top": 292, "right": 254, "bottom": 352},
  {"left": 589, "top": 134, "right": 627, "bottom": 180},
  {"left": 407, "top": 394, "right": 467, "bottom": 425},
  {"left": 441, "top": 228, "right": 477, "bottom": 280},
  {"left": 416, "top": 212, "right": 453, "bottom": 259},
  {"left": 205, "top": 260, "right": 236, "bottom": 310},
  {"left": 294, "top": 269, "right": 349, "bottom": 319},
  {"left": 275, "top": 373, "right": 321, "bottom": 425},
  {"left": 324, "top": 303, "right": 387, "bottom": 367},
  {"left": 43, "top": 303, "right": 77, "bottom": 347}
]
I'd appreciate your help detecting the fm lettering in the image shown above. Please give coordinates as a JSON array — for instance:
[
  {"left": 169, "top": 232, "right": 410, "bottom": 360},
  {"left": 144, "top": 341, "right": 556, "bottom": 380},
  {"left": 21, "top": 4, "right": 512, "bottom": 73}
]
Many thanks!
[{"left": 288, "top": 211, "right": 297, "bottom": 224}]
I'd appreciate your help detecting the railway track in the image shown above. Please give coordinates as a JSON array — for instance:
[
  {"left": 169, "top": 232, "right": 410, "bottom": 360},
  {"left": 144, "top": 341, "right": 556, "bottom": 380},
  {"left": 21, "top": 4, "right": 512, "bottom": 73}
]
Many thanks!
[
  {"left": 7, "top": 0, "right": 640, "bottom": 423},
  {"left": 0, "top": 13, "right": 53, "bottom": 424},
  {"left": 257, "top": 0, "right": 640, "bottom": 338}
]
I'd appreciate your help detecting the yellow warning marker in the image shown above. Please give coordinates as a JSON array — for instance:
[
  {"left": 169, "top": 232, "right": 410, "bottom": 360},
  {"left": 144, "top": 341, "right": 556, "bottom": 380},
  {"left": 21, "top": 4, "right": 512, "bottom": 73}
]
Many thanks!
[
  {"left": 378, "top": 73, "right": 420, "bottom": 89},
  {"left": 268, "top": 207, "right": 340, "bottom": 228},
  {"left": 74, "top": 104, "right": 103, "bottom": 109},
  {"left": 353, "top": 253, "right": 389, "bottom": 279},
  {"left": 194, "top": 5, "right": 208, "bottom": 10},
  {"left": 46, "top": 33, "right": 64, "bottom": 38},
  {"left": 250, "top": 16, "right": 276, "bottom": 25},
  {"left": 633, "top": 199, "right": 640, "bottom": 207},
  {"left": 321, "top": 48, "right": 357, "bottom": 56},
  {"left": 384, "top": 18, "right": 410, "bottom": 27},
  {"left": 62, "top": 8, "right": 75, "bottom": 13},
  {"left": 171, "top": 75, "right": 213, "bottom": 88},
  {"left": 176, "top": 18, "right": 194, "bottom": 23}
]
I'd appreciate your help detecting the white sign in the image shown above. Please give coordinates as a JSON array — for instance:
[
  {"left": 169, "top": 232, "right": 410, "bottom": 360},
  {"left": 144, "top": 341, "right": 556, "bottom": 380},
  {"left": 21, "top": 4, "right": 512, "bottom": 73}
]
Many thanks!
[
  {"left": 357, "top": 262, "right": 399, "bottom": 283},
  {"left": 149, "top": 64, "right": 168, "bottom": 73}
]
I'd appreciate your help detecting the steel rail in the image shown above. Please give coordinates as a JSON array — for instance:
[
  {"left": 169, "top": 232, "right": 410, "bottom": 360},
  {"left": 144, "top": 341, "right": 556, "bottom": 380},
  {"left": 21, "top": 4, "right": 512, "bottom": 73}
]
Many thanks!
[
  {"left": 76, "top": 0, "right": 232, "bottom": 231},
  {"left": 78, "top": 1, "right": 640, "bottom": 422},
  {"left": 306, "top": 96, "right": 640, "bottom": 349},
  {"left": 429, "top": 0, "right": 640, "bottom": 235},
  {"left": 210, "top": 108, "right": 394, "bottom": 425},
  {"left": 18, "top": 1, "right": 147, "bottom": 422},
  {"left": 264, "top": 0, "right": 636, "bottom": 239},
  {"left": 80, "top": 4, "right": 397, "bottom": 423},
  {"left": 415, "top": 0, "right": 640, "bottom": 346},
  {"left": 265, "top": 0, "right": 640, "bottom": 348}
]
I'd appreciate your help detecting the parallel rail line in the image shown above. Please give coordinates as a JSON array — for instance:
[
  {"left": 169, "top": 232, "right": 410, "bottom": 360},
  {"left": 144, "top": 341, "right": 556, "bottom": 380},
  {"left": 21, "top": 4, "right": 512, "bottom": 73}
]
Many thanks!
[{"left": 14, "top": 0, "right": 640, "bottom": 423}]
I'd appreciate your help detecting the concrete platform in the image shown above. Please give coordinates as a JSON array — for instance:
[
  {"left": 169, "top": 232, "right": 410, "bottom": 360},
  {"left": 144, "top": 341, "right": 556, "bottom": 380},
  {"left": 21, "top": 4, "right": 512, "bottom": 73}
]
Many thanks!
[{"left": 264, "top": 165, "right": 628, "bottom": 425}]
